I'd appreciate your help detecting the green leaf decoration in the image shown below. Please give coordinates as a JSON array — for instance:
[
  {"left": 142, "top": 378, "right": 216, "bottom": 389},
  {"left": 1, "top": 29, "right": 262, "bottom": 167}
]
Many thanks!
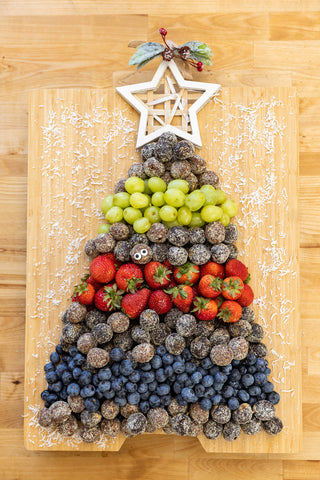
[
  {"left": 129, "top": 42, "right": 165, "bottom": 70},
  {"left": 180, "top": 41, "right": 213, "bottom": 65}
]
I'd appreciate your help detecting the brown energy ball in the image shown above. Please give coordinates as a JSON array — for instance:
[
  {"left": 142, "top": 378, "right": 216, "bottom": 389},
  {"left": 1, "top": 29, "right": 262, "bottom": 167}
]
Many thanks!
[
  {"left": 190, "top": 403, "right": 209, "bottom": 424},
  {"left": 190, "top": 336, "right": 211, "bottom": 359},
  {"left": 224, "top": 224, "right": 239, "bottom": 244},
  {"left": 249, "top": 342, "right": 268, "bottom": 357},
  {"left": 77, "top": 333, "right": 97, "bottom": 354},
  {"left": 155, "top": 141, "right": 173, "bottom": 163},
  {"left": 232, "top": 403, "right": 253, "bottom": 424},
  {"left": 113, "top": 331, "right": 134, "bottom": 351},
  {"left": 87, "top": 348, "right": 109, "bottom": 368},
  {"left": 128, "top": 162, "right": 146, "bottom": 179},
  {"left": 114, "top": 241, "right": 131, "bottom": 263},
  {"left": 189, "top": 421, "right": 203, "bottom": 437},
  {"left": 228, "top": 337, "right": 249, "bottom": 360},
  {"left": 189, "top": 227, "right": 206, "bottom": 244},
  {"left": 185, "top": 172, "right": 198, "bottom": 192},
  {"left": 57, "top": 415, "right": 78, "bottom": 436},
  {"left": 170, "top": 413, "right": 192, "bottom": 436},
  {"left": 109, "top": 222, "right": 130, "bottom": 241},
  {"left": 228, "top": 319, "right": 252, "bottom": 338},
  {"left": 241, "top": 307, "right": 255, "bottom": 323},
  {"left": 164, "top": 308, "right": 183, "bottom": 329},
  {"left": 66, "top": 302, "right": 87, "bottom": 324},
  {"left": 246, "top": 323, "right": 264, "bottom": 343},
  {"left": 91, "top": 323, "right": 113, "bottom": 344},
  {"left": 203, "top": 420, "right": 223, "bottom": 439},
  {"left": 161, "top": 171, "right": 173, "bottom": 185},
  {"left": 61, "top": 323, "right": 83, "bottom": 344},
  {"left": 120, "top": 404, "right": 140, "bottom": 419},
  {"left": 85, "top": 309, "right": 106, "bottom": 329},
  {"left": 211, "top": 405, "right": 231, "bottom": 424},
  {"left": 129, "top": 233, "right": 149, "bottom": 247},
  {"left": 241, "top": 415, "right": 262, "bottom": 435},
  {"left": 80, "top": 425, "right": 101, "bottom": 443},
  {"left": 195, "top": 320, "right": 215, "bottom": 338},
  {"left": 140, "top": 309, "right": 160, "bottom": 331},
  {"left": 165, "top": 333, "right": 186, "bottom": 355},
  {"left": 198, "top": 169, "right": 219, "bottom": 188},
  {"left": 132, "top": 343, "right": 155, "bottom": 363},
  {"left": 158, "top": 132, "right": 178, "bottom": 146},
  {"left": 209, "top": 328, "right": 230, "bottom": 346},
  {"left": 141, "top": 142, "right": 157, "bottom": 161},
  {"left": 210, "top": 244, "right": 230, "bottom": 264},
  {"left": 147, "top": 408, "right": 169, "bottom": 429},
  {"left": 94, "top": 233, "right": 115, "bottom": 253},
  {"left": 130, "top": 244, "right": 153, "bottom": 265},
  {"left": 150, "top": 323, "right": 171, "bottom": 346},
  {"left": 171, "top": 160, "right": 191, "bottom": 179},
  {"left": 67, "top": 395, "right": 85, "bottom": 414},
  {"left": 253, "top": 400, "right": 275, "bottom": 421},
  {"left": 107, "top": 312, "right": 130, "bottom": 333},
  {"left": 101, "top": 400, "right": 119, "bottom": 420},
  {"left": 147, "top": 222, "right": 168, "bottom": 243},
  {"left": 176, "top": 314, "right": 197, "bottom": 337},
  {"left": 189, "top": 155, "right": 207, "bottom": 175},
  {"left": 80, "top": 410, "right": 102, "bottom": 428},
  {"left": 167, "top": 246, "right": 188, "bottom": 266},
  {"left": 188, "top": 244, "right": 211, "bottom": 265},
  {"left": 101, "top": 418, "right": 121, "bottom": 437},
  {"left": 145, "top": 421, "right": 158, "bottom": 433},
  {"left": 168, "top": 398, "right": 188, "bottom": 416},
  {"left": 38, "top": 408, "right": 52, "bottom": 428},
  {"left": 167, "top": 226, "right": 189, "bottom": 246},
  {"left": 210, "top": 344, "right": 233, "bottom": 366},
  {"left": 48, "top": 401, "right": 71, "bottom": 425},
  {"left": 84, "top": 239, "right": 99, "bottom": 257},
  {"left": 151, "top": 243, "right": 168, "bottom": 262},
  {"left": 114, "top": 178, "right": 127, "bottom": 193},
  {"left": 144, "top": 157, "right": 165, "bottom": 177},
  {"left": 226, "top": 244, "right": 239, "bottom": 260},
  {"left": 173, "top": 140, "right": 195, "bottom": 160},
  {"left": 131, "top": 326, "right": 150, "bottom": 344},
  {"left": 262, "top": 416, "right": 283, "bottom": 436},
  {"left": 205, "top": 222, "right": 225, "bottom": 245},
  {"left": 223, "top": 421, "right": 241, "bottom": 441},
  {"left": 126, "top": 413, "right": 147, "bottom": 436}
]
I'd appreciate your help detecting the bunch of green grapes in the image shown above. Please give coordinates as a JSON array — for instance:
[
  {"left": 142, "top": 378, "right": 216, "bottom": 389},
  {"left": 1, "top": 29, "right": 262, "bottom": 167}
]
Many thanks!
[{"left": 99, "top": 176, "right": 238, "bottom": 234}]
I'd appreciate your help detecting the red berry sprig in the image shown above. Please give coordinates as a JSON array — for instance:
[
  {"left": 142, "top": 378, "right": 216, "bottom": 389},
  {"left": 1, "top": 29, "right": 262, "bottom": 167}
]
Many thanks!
[{"left": 158, "top": 28, "right": 206, "bottom": 72}]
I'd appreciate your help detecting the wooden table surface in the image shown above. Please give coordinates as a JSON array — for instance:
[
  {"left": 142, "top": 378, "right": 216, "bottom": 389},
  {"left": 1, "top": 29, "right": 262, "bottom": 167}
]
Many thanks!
[{"left": 1, "top": 2, "right": 320, "bottom": 479}]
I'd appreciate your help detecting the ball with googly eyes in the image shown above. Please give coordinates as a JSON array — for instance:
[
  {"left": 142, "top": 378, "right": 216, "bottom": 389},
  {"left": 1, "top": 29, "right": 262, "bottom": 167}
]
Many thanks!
[{"left": 130, "top": 243, "right": 153, "bottom": 265}]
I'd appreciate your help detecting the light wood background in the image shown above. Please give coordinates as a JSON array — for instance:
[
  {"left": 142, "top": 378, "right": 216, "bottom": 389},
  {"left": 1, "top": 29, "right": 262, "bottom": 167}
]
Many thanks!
[{"left": 1, "top": 2, "right": 320, "bottom": 478}]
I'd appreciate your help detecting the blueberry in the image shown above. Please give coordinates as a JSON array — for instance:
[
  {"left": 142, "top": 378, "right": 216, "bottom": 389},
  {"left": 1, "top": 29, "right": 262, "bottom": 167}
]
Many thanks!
[
  {"left": 241, "top": 374, "right": 254, "bottom": 387},
  {"left": 229, "top": 369, "right": 241, "bottom": 382},
  {"left": 125, "top": 382, "right": 137, "bottom": 393},
  {"left": 221, "top": 364, "right": 232, "bottom": 374},
  {"left": 185, "top": 362, "right": 197, "bottom": 374},
  {"left": 245, "top": 353, "right": 257, "bottom": 365},
  {"left": 268, "top": 391, "right": 280, "bottom": 405},
  {"left": 176, "top": 394, "right": 188, "bottom": 406},
  {"left": 248, "top": 397, "right": 256, "bottom": 406},
  {"left": 149, "top": 394, "right": 161, "bottom": 408},
  {"left": 60, "top": 387, "right": 68, "bottom": 400},
  {"left": 41, "top": 389, "right": 50, "bottom": 401},
  {"left": 262, "top": 381, "right": 274, "bottom": 393},
  {"left": 45, "top": 371, "right": 58, "bottom": 384},
  {"left": 61, "top": 371, "right": 73, "bottom": 385},
  {"left": 194, "top": 384, "right": 205, "bottom": 397},
  {"left": 254, "top": 372, "right": 267, "bottom": 385},
  {"left": 214, "top": 382, "right": 224, "bottom": 392},
  {"left": 111, "top": 364, "right": 121, "bottom": 376},
  {"left": 95, "top": 388, "right": 104, "bottom": 400},
  {"left": 232, "top": 359, "right": 240, "bottom": 366},
  {"left": 197, "top": 367, "right": 207, "bottom": 377},
  {"left": 164, "top": 366, "right": 174, "bottom": 378},
  {"left": 228, "top": 397, "right": 239, "bottom": 410},
  {"left": 67, "top": 383, "right": 80, "bottom": 397},
  {"left": 68, "top": 359, "right": 76, "bottom": 371},
  {"left": 175, "top": 355, "right": 184, "bottom": 363},
  {"left": 212, "top": 394, "right": 222, "bottom": 405},
  {"left": 85, "top": 397, "right": 100, "bottom": 412},
  {"left": 73, "top": 353, "right": 85, "bottom": 366},
  {"left": 56, "top": 362, "right": 69, "bottom": 378},
  {"left": 140, "top": 362, "right": 152, "bottom": 371},
  {"left": 138, "top": 383, "right": 148, "bottom": 394},
  {"left": 162, "top": 353, "right": 174, "bottom": 366},
  {"left": 72, "top": 367, "right": 82, "bottom": 380},
  {"left": 248, "top": 385, "right": 261, "bottom": 396},
  {"left": 141, "top": 391, "right": 150, "bottom": 400},
  {"left": 173, "top": 382, "right": 182, "bottom": 394},
  {"left": 80, "top": 385, "right": 96, "bottom": 398},
  {"left": 161, "top": 394, "right": 171, "bottom": 406},
  {"left": 129, "top": 371, "right": 141, "bottom": 383},
  {"left": 202, "top": 375, "right": 214, "bottom": 388},
  {"left": 55, "top": 344, "right": 63, "bottom": 355},
  {"left": 156, "top": 345, "right": 167, "bottom": 356},
  {"left": 68, "top": 346, "right": 79, "bottom": 357},
  {"left": 139, "top": 401, "right": 150, "bottom": 414},
  {"left": 181, "top": 387, "right": 198, "bottom": 403},
  {"left": 50, "top": 381, "right": 63, "bottom": 393},
  {"left": 156, "top": 368, "right": 167, "bottom": 383},
  {"left": 177, "top": 372, "right": 188, "bottom": 384},
  {"left": 181, "top": 348, "right": 192, "bottom": 361},
  {"left": 44, "top": 363, "right": 55, "bottom": 373},
  {"left": 239, "top": 366, "right": 247, "bottom": 375},
  {"left": 46, "top": 393, "right": 59, "bottom": 405},
  {"left": 114, "top": 396, "right": 127, "bottom": 407},
  {"left": 222, "top": 385, "right": 234, "bottom": 399},
  {"left": 184, "top": 379, "right": 194, "bottom": 387},
  {"left": 255, "top": 357, "right": 266, "bottom": 371},
  {"left": 191, "top": 371, "right": 202, "bottom": 384},
  {"left": 128, "top": 392, "right": 141, "bottom": 405},
  {"left": 98, "top": 381, "right": 111, "bottom": 393},
  {"left": 265, "top": 367, "right": 271, "bottom": 376},
  {"left": 110, "top": 348, "right": 125, "bottom": 362},
  {"left": 151, "top": 355, "right": 162, "bottom": 370},
  {"left": 248, "top": 366, "right": 256, "bottom": 374},
  {"left": 104, "top": 390, "right": 115, "bottom": 400},
  {"left": 157, "top": 384, "right": 170, "bottom": 396},
  {"left": 201, "top": 358, "right": 213, "bottom": 370},
  {"left": 50, "top": 351, "right": 60, "bottom": 365},
  {"left": 142, "top": 371, "right": 156, "bottom": 384},
  {"left": 200, "top": 398, "right": 212, "bottom": 410},
  {"left": 257, "top": 393, "right": 267, "bottom": 400},
  {"left": 78, "top": 371, "right": 92, "bottom": 387},
  {"left": 148, "top": 381, "right": 157, "bottom": 392},
  {"left": 111, "top": 378, "right": 123, "bottom": 392},
  {"left": 204, "top": 387, "right": 215, "bottom": 398},
  {"left": 61, "top": 352, "right": 70, "bottom": 362},
  {"left": 172, "top": 361, "right": 185, "bottom": 374},
  {"left": 214, "top": 372, "right": 227, "bottom": 384},
  {"left": 209, "top": 366, "right": 220, "bottom": 376},
  {"left": 119, "top": 360, "right": 134, "bottom": 377},
  {"left": 238, "top": 389, "right": 250, "bottom": 402}
]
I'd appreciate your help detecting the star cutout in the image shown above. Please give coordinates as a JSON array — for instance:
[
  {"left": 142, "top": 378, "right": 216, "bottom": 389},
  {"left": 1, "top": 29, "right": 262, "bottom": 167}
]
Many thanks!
[{"left": 116, "top": 60, "right": 221, "bottom": 148}]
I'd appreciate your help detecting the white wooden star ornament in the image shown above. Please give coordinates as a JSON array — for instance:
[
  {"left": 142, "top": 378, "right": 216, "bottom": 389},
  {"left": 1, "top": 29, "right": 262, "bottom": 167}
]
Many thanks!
[{"left": 116, "top": 60, "right": 221, "bottom": 149}]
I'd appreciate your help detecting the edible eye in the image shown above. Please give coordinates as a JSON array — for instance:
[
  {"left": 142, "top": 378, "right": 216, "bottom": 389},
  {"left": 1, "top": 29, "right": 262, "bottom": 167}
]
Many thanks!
[
  {"left": 141, "top": 249, "right": 148, "bottom": 256},
  {"left": 134, "top": 253, "right": 141, "bottom": 260}
]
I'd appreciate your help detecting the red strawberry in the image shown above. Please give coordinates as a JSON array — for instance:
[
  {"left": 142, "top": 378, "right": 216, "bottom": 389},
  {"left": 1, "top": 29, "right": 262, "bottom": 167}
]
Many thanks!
[
  {"left": 94, "top": 283, "right": 123, "bottom": 312},
  {"left": 104, "top": 252, "right": 122, "bottom": 269},
  {"left": 218, "top": 300, "right": 242, "bottom": 323},
  {"left": 164, "top": 259, "right": 173, "bottom": 270},
  {"left": 166, "top": 285, "right": 193, "bottom": 313},
  {"left": 86, "top": 275, "right": 103, "bottom": 292},
  {"left": 215, "top": 294, "right": 225, "bottom": 308},
  {"left": 121, "top": 288, "right": 151, "bottom": 319},
  {"left": 148, "top": 290, "right": 172, "bottom": 315},
  {"left": 173, "top": 262, "right": 200, "bottom": 286},
  {"left": 237, "top": 284, "right": 254, "bottom": 306},
  {"left": 198, "top": 274, "right": 222, "bottom": 298},
  {"left": 200, "top": 262, "right": 224, "bottom": 280},
  {"left": 191, "top": 284, "right": 200, "bottom": 299},
  {"left": 225, "top": 259, "right": 248, "bottom": 282},
  {"left": 89, "top": 254, "right": 116, "bottom": 283},
  {"left": 144, "top": 262, "right": 171, "bottom": 290},
  {"left": 193, "top": 297, "right": 218, "bottom": 321},
  {"left": 72, "top": 279, "right": 95, "bottom": 305},
  {"left": 221, "top": 276, "right": 244, "bottom": 300},
  {"left": 115, "top": 263, "right": 144, "bottom": 293}
]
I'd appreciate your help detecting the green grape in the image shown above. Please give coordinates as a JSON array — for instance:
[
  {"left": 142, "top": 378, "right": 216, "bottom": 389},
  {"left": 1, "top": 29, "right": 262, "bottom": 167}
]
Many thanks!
[
  {"left": 101, "top": 194, "right": 114, "bottom": 215},
  {"left": 98, "top": 223, "right": 110, "bottom": 234},
  {"left": 151, "top": 191, "right": 165, "bottom": 207},
  {"left": 144, "top": 206, "right": 160, "bottom": 224},
  {"left": 148, "top": 176, "right": 167, "bottom": 193},
  {"left": 113, "top": 192, "right": 130, "bottom": 209},
  {"left": 184, "top": 190, "right": 206, "bottom": 212},
  {"left": 201, "top": 205, "right": 223, "bottom": 223},
  {"left": 215, "top": 189, "right": 227, "bottom": 205},
  {"left": 105, "top": 206, "right": 123, "bottom": 223},
  {"left": 189, "top": 212, "right": 205, "bottom": 228},
  {"left": 123, "top": 207, "right": 142, "bottom": 224},
  {"left": 144, "top": 179, "right": 153, "bottom": 195},
  {"left": 125, "top": 176, "right": 145, "bottom": 194},
  {"left": 177, "top": 206, "right": 192, "bottom": 226},
  {"left": 130, "top": 192, "right": 149, "bottom": 209},
  {"left": 222, "top": 199, "right": 238, "bottom": 218},
  {"left": 163, "top": 219, "right": 180, "bottom": 228},
  {"left": 164, "top": 188, "right": 185, "bottom": 208},
  {"left": 159, "top": 205, "right": 178, "bottom": 222},
  {"left": 220, "top": 212, "right": 230, "bottom": 227},
  {"left": 133, "top": 217, "right": 151, "bottom": 234},
  {"left": 200, "top": 184, "right": 218, "bottom": 205},
  {"left": 167, "top": 179, "right": 189, "bottom": 194}
]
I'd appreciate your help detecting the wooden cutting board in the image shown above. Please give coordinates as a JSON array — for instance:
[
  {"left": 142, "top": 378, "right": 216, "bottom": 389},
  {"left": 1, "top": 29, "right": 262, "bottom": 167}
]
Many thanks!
[{"left": 25, "top": 86, "right": 301, "bottom": 453}]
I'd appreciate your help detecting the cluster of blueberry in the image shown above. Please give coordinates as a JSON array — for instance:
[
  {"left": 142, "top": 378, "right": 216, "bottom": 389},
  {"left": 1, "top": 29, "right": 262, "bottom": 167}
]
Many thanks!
[{"left": 41, "top": 342, "right": 280, "bottom": 418}]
